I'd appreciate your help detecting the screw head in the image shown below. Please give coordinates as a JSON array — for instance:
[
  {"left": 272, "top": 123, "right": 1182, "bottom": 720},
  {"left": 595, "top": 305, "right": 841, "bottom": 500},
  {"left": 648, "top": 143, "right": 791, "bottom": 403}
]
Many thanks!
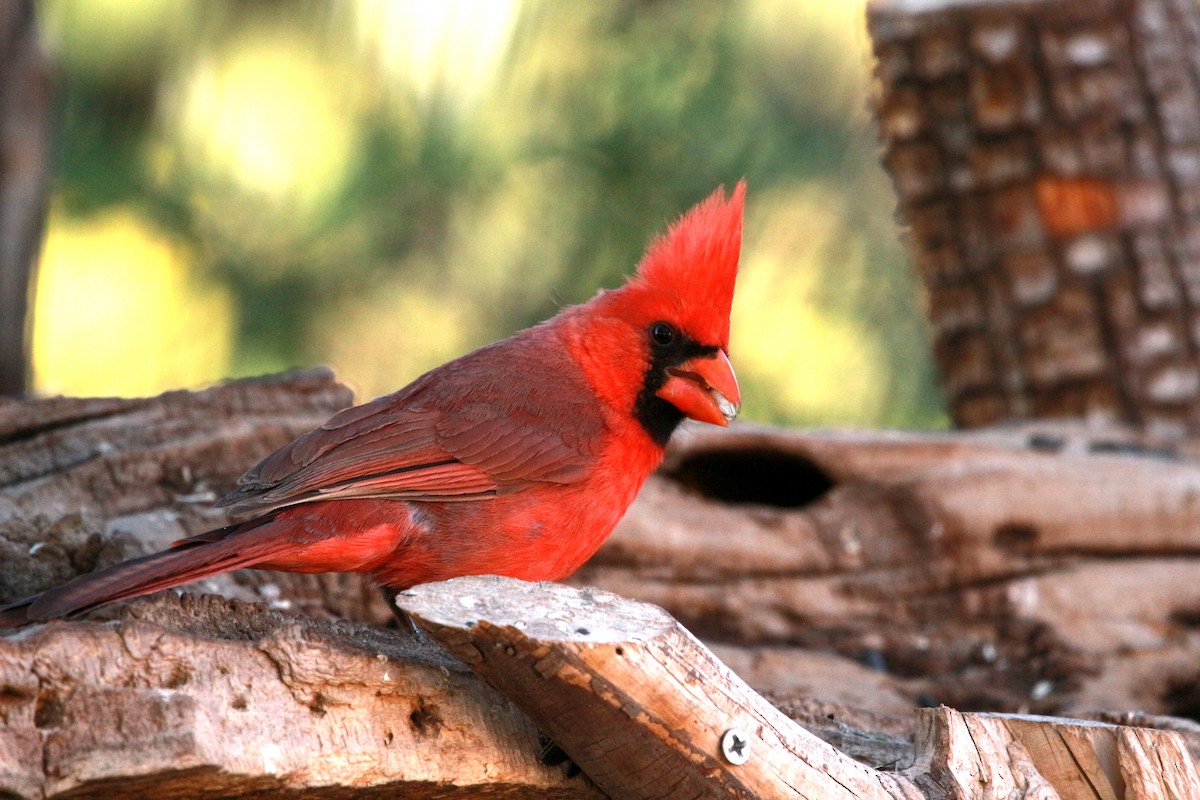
[{"left": 720, "top": 727, "right": 751, "bottom": 765}]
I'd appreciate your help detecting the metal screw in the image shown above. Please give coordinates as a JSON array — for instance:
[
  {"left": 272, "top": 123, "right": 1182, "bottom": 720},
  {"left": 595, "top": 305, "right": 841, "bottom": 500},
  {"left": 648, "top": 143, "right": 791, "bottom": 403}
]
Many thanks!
[{"left": 721, "top": 728, "right": 750, "bottom": 765}]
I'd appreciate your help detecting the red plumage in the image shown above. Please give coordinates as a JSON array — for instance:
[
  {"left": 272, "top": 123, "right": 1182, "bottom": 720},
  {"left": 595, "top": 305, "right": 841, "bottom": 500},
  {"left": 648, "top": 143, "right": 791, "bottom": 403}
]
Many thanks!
[{"left": 1, "top": 183, "right": 746, "bottom": 627}]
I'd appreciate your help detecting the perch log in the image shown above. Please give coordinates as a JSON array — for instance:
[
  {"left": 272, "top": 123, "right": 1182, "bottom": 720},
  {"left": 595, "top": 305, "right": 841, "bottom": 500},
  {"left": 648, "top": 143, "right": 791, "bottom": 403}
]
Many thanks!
[
  {"left": 397, "top": 575, "right": 1200, "bottom": 800},
  {"left": 6, "top": 376, "right": 1200, "bottom": 793}
]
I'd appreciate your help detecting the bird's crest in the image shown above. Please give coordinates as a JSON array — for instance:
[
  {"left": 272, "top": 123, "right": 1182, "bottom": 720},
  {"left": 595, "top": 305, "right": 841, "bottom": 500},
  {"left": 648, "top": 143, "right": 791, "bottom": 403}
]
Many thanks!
[{"left": 623, "top": 181, "right": 745, "bottom": 349}]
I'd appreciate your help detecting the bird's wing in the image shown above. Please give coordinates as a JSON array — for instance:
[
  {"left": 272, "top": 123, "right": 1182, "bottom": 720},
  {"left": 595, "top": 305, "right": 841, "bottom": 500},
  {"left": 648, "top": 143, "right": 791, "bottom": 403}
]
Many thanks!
[{"left": 217, "top": 334, "right": 607, "bottom": 515}]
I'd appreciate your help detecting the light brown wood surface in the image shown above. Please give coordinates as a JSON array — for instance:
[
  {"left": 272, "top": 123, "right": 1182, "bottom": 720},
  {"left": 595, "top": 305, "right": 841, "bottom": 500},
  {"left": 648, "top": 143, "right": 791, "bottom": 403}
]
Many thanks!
[
  {"left": 396, "top": 576, "right": 914, "bottom": 800},
  {"left": 399, "top": 575, "right": 1200, "bottom": 800},
  {"left": 579, "top": 424, "right": 1200, "bottom": 722},
  {"left": 6, "top": 376, "right": 1200, "bottom": 796},
  {"left": 0, "top": 592, "right": 604, "bottom": 798},
  {"left": 7, "top": 578, "right": 1193, "bottom": 799}
]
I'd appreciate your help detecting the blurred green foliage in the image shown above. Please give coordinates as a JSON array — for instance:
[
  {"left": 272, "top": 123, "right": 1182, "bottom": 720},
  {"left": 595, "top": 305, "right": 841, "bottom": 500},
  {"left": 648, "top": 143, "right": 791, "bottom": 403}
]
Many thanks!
[{"left": 31, "top": 0, "right": 946, "bottom": 428}]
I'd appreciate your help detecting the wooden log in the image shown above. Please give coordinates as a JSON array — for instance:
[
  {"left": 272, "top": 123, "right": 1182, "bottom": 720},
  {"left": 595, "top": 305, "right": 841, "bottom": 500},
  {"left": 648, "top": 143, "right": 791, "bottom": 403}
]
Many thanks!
[
  {"left": 575, "top": 424, "right": 1200, "bottom": 719},
  {"left": 7, "top": 376, "right": 1200, "bottom": 790},
  {"left": 914, "top": 707, "right": 1200, "bottom": 799},
  {"left": 9, "top": 376, "right": 1200, "bottom": 725},
  {"left": 396, "top": 575, "right": 921, "bottom": 800},
  {"left": 0, "top": 592, "right": 603, "bottom": 798},
  {"left": 868, "top": 0, "right": 1200, "bottom": 433},
  {"left": 5, "top": 575, "right": 1196, "bottom": 799},
  {"left": 0, "top": 368, "right": 394, "bottom": 625},
  {"left": 397, "top": 575, "right": 1200, "bottom": 800}
]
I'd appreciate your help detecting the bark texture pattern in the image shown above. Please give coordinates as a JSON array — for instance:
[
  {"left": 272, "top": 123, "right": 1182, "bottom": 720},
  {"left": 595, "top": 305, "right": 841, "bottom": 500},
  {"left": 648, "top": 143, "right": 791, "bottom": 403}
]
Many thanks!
[
  {"left": 0, "top": 593, "right": 601, "bottom": 799},
  {"left": 575, "top": 423, "right": 1200, "bottom": 729},
  {"left": 871, "top": 0, "right": 1200, "bottom": 432},
  {"left": 6, "top": 377, "right": 1200, "bottom": 794},
  {"left": 0, "top": 369, "right": 391, "bottom": 624}
]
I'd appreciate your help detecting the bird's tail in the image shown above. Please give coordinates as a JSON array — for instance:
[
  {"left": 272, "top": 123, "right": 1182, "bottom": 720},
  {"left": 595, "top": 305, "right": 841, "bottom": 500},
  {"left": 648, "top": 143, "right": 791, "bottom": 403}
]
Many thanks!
[{"left": 0, "top": 516, "right": 288, "bottom": 628}]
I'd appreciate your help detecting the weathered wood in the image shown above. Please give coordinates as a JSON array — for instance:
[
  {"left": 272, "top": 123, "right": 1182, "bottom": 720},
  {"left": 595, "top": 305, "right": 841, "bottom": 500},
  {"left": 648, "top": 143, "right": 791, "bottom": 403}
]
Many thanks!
[
  {"left": 869, "top": 0, "right": 1200, "bottom": 432},
  {"left": 0, "top": 368, "right": 394, "bottom": 625},
  {"left": 574, "top": 424, "right": 1200, "bottom": 719},
  {"left": 6, "top": 576, "right": 1194, "bottom": 799},
  {"left": 0, "top": 592, "right": 603, "bottom": 799},
  {"left": 7, "top": 376, "right": 1200, "bottom": 792},
  {"left": 8, "top": 378, "right": 1200, "bottom": 726},
  {"left": 913, "top": 707, "right": 1200, "bottom": 799},
  {"left": 398, "top": 576, "right": 1200, "bottom": 800},
  {"left": 396, "top": 575, "right": 919, "bottom": 800}
]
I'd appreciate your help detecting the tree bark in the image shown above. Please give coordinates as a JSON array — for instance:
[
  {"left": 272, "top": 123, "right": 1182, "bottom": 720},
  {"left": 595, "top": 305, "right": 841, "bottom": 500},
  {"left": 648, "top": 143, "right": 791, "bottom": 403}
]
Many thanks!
[
  {"left": 0, "top": 368, "right": 392, "bottom": 624},
  {"left": 8, "top": 377, "right": 1200, "bottom": 731},
  {"left": 0, "top": 593, "right": 605, "bottom": 799},
  {"left": 869, "top": 0, "right": 1200, "bottom": 433},
  {"left": 6, "top": 577, "right": 1196, "bottom": 799},
  {"left": 0, "top": 0, "right": 50, "bottom": 397}
]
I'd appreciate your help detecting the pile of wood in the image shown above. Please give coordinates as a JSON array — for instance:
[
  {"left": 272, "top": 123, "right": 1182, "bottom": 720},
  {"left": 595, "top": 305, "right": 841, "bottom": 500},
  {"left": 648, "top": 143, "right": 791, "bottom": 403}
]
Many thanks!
[{"left": 3, "top": 370, "right": 1200, "bottom": 797}]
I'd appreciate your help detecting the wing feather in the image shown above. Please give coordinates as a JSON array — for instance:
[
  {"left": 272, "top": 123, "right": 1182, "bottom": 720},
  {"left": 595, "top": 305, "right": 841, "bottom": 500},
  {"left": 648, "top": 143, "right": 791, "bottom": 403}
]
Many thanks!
[{"left": 218, "top": 327, "right": 607, "bottom": 515}]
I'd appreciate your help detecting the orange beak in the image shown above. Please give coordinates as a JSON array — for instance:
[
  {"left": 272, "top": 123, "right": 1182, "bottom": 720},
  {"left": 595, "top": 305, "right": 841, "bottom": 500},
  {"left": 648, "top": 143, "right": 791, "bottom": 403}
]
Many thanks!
[{"left": 655, "top": 349, "right": 741, "bottom": 427}]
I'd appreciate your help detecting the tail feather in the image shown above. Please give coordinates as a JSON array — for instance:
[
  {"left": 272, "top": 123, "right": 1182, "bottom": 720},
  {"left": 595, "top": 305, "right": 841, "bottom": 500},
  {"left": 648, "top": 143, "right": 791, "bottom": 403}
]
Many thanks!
[{"left": 0, "top": 518, "right": 290, "bottom": 628}]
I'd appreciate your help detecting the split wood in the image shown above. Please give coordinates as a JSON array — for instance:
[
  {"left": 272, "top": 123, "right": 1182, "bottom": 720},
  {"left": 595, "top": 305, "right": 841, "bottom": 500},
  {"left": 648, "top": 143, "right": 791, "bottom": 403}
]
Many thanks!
[{"left": 398, "top": 575, "right": 1200, "bottom": 800}]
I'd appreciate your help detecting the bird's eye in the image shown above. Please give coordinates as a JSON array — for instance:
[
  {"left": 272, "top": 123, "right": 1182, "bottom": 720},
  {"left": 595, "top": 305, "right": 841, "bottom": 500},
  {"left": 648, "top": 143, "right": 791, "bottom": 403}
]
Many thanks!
[{"left": 650, "top": 322, "right": 676, "bottom": 348}]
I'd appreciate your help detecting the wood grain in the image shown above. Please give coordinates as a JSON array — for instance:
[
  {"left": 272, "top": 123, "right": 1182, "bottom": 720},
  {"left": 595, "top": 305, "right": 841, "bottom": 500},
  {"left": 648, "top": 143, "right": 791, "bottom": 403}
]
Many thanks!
[
  {"left": 0, "top": 592, "right": 603, "bottom": 799},
  {"left": 397, "top": 575, "right": 916, "bottom": 800},
  {"left": 399, "top": 576, "right": 1200, "bottom": 800}
]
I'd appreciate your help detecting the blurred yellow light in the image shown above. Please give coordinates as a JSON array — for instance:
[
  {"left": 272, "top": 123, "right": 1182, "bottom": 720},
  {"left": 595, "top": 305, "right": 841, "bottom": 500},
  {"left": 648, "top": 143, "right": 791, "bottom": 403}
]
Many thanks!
[
  {"left": 31, "top": 208, "right": 233, "bottom": 397},
  {"left": 733, "top": 187, "right": 887, "bottom": 424},
  {"left": 170, "top": 34, "right": 356, "bottom": 213},
  {"left": 352, "top": 0, "right": 520, "bottom": 111}
]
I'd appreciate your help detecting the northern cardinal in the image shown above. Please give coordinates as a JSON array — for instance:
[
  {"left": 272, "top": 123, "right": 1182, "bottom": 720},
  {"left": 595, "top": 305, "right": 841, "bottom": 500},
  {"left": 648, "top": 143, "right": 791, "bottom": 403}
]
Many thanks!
[{"left": 0, "top": 183, "right": 744, "bottom": 627}]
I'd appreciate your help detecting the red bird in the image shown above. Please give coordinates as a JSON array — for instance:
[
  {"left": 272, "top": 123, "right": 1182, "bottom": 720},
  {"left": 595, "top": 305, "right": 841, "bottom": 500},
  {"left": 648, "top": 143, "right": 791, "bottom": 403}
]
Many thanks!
[{"left": 0, "top": 183, "right": 745, "bottom": 627}]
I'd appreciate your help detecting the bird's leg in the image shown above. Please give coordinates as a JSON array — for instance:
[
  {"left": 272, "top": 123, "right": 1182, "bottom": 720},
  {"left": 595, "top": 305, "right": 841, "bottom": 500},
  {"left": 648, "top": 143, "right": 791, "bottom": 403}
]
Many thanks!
[{"left": 379, "top": 585, "right": 421, "bottom": 636}]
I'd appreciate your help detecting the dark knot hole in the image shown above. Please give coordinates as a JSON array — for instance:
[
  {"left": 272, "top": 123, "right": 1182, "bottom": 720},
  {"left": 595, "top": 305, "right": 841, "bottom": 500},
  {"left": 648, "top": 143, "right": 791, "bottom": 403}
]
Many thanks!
[{"left": 662, "top": 446, "right": 836, "bottom": 508}]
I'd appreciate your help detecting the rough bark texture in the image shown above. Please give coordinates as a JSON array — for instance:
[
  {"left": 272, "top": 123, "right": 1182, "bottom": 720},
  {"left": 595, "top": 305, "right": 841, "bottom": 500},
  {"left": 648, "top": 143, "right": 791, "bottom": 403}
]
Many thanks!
[
  {"left": 0, "top": 593, "right": 604, "bottom": 799},
  {"left": 0, "top": 368, "right": 392, "bottom": 625},
  {"left": 0, "top": 0, "right": 50, "bottom": 397},
  {"left": 870, "top": 0, "right": 1200, "bottom": 432},
  {"left": 396, "top": 577, "right": 920, "bottom": 800}
]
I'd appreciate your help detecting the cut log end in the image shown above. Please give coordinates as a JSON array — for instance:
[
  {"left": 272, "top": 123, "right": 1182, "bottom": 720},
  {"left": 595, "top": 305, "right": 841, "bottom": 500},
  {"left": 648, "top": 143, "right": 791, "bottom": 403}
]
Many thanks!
[
  {"left": 398, "top": 576, "right": 914, "bottom": 800},
  {"left": 398, "top": 576, "right": 1200, "bottom": 800},
  {"left": 917, "top": 707, "right": 1200, "bottom": 799},
  {"left": 396, "top": 576, "right": 677, "bottom": 645}
]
